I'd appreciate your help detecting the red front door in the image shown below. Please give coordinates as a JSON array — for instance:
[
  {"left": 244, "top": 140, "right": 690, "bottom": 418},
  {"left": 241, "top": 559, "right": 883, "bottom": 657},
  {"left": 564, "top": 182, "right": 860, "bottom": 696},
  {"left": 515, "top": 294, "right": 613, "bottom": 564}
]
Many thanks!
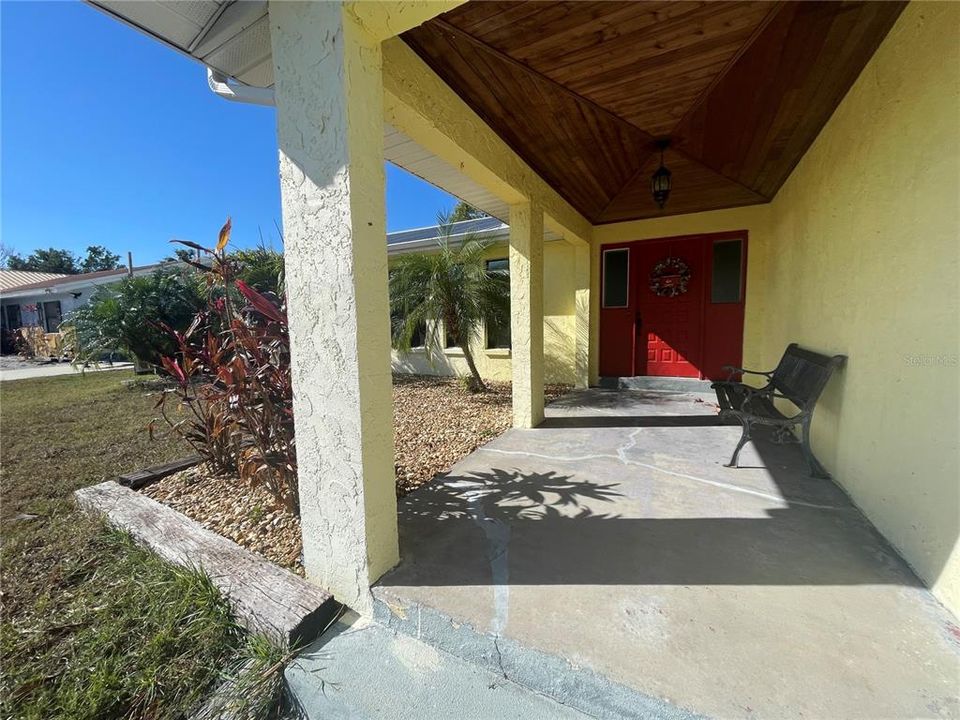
[
  {"left": 599, "top": 232, "right": 747, "bottom": 380},
  {"left": 634, "top": 237, "right": 704, "bottom": 378}
]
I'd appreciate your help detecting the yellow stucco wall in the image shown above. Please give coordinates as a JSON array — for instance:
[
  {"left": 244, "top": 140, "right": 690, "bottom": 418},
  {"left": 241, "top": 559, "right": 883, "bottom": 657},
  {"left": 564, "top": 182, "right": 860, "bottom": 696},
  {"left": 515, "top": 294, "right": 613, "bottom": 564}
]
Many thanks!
[
  {"left": 594, "top": 2, "right": 960, "bottom": 615},
  {"left": 755, "top": 1, "right": 960, "bottom": 614},
  {"left": 391, "top": 239, "right": 578, "bottom": 385}
]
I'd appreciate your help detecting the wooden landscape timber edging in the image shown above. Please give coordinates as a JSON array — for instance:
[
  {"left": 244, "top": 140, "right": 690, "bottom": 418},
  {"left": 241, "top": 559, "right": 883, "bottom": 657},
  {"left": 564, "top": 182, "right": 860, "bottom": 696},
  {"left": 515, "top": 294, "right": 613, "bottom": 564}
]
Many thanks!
[
  {"left": 74, "top": 481, "right": 340, "bottom": 646},
  {"left": 117, "top": 456, "right": 202, "bottom": 490}
]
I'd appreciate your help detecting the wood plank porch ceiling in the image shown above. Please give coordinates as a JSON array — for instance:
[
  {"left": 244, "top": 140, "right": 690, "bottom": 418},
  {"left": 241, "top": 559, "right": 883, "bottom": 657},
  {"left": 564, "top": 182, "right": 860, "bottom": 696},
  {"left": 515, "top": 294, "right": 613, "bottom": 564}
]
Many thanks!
[{"left": 402, "top": 1, "right": 906, "bottom": 224}]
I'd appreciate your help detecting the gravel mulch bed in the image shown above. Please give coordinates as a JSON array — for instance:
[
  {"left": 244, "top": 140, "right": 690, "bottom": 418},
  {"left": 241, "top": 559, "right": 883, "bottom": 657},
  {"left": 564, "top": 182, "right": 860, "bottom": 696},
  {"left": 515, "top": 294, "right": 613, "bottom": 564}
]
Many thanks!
[
  {"left": 141, "top": 375, "right": 571, "bottom": 573},
  {"left": 393, "top": 375, "right": 570, "bottom": 495},
  {"left": 142, "top": 465, "right": 304, "bottom": 572}
]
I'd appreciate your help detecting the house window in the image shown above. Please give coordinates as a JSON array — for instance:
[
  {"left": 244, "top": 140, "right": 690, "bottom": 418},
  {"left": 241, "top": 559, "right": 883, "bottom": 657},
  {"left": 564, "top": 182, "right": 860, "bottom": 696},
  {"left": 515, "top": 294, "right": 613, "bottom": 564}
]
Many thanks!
[
  {"left": 3, "top": 304, "right": 22, "bottom": 330},
  {"left": 391, "top": 308, "right": 426, "bottom": 349},
  {"left": 711, "top": 239, "right": 743, "bottom": 303},
  {"left": 485, "top": 258, "right": 511, "bottom": 349},
  {"left": 41, "top": 301, "right": 62, "bottom": 333},
  {"left": 444, "top": 324, "right": 458, "bottom": 349},
  {"left": 602, "top": 248, "right": 629, "bottom": 308},
  {"left": 410, "top": 321, "right": 426, "bottom": 348}
]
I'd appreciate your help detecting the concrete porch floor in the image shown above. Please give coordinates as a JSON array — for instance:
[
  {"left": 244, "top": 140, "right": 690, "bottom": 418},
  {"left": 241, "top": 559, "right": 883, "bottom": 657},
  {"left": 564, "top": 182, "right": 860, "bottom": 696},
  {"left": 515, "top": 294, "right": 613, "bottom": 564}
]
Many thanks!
[{"left": 374, "top": 388, "right": 960, "bottom": 719}]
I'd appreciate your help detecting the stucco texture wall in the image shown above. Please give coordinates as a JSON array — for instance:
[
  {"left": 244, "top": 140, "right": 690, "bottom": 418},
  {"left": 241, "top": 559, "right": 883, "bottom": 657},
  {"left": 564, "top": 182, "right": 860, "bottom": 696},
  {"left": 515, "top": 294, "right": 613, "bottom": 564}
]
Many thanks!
[
  {"left": 753, "top": 1, "right": 960, "bottom": 614},
  {"left": 271, "top": 1, "right": 399, "bottom": 613},
  {"left": 391, "top": 240, "right": 577, "bottom": 384}
]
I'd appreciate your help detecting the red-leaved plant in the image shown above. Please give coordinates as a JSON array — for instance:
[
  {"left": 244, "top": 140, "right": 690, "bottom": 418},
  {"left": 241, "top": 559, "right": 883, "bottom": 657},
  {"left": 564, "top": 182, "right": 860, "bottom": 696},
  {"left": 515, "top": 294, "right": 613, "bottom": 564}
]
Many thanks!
[{"left": 153, "top": 219, "right": 298, "bottom": 514}]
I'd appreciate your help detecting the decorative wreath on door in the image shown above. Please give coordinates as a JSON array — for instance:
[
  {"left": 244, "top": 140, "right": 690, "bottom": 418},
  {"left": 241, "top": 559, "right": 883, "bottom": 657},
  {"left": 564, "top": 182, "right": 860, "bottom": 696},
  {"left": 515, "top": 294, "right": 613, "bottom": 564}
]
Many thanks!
[{"left": 649, "top": 257, "right": 691, "bottom": 297}]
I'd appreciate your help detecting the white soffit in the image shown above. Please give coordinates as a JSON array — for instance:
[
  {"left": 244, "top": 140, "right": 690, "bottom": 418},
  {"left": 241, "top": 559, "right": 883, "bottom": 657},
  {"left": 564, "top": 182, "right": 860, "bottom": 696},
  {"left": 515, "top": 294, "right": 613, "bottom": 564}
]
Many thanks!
[
  {"left": 87, "top": 2, "right": 559, "bottom": 238},
  {"left": 89, "top": 1, "right": 274, "bottom": 87},
  {"left": 385, "top": 124, "right": 511, "bottom": 224}
]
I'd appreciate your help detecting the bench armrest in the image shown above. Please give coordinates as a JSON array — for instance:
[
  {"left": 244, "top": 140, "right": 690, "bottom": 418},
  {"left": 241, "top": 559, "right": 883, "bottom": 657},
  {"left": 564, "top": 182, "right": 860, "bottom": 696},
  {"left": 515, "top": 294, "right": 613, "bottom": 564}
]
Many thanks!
[{"left": 722, "top": 364, "right": 773, "bottom": 381}]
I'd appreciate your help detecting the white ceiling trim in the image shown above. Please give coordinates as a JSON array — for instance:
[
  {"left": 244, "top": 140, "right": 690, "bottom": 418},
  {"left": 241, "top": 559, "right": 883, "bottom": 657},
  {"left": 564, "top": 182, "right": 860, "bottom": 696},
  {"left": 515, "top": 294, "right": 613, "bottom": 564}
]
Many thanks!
[{"left": 87, "top": 1, "right": 561, "bottom": 238}]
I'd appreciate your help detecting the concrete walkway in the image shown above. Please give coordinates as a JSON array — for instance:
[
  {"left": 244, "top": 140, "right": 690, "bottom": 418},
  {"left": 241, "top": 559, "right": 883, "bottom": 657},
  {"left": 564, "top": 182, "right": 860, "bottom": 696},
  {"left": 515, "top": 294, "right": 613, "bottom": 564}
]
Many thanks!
[
  {"left": 372, "top": 389, "right": 960, "bottom": 719},
  {"left": 0, "top": 359, "right": 134, "bottom": 382},
  {"left": 288, "top": 616, "right": 599, "bottom": 719}
]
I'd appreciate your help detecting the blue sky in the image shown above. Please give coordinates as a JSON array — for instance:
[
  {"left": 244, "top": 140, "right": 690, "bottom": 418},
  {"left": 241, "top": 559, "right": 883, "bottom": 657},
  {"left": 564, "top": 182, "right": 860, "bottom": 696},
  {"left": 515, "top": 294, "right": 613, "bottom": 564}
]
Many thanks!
[{"left": 1, "top": 1, "right": 458, "bottom": 265}]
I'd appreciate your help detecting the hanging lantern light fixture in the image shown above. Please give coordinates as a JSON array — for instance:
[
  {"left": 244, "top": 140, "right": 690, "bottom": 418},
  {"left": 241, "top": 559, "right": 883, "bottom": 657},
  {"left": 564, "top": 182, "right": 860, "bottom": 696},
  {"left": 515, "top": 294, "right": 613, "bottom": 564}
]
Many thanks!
[{"left": 651, "top": 139, "right": 672, "bottom": 210}]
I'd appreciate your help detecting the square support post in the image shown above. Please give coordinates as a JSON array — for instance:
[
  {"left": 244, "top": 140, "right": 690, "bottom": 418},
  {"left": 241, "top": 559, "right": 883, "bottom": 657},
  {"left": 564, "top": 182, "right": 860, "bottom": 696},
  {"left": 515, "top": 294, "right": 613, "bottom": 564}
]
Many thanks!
[
  {"left": 270, "top": 1, "right": 398, "bottom": 615},
  {"left": 509, "top": 202, "right": 545, "bottom": 428},
  {"left": 574, "top": 242, "right": 591, "bottom": 389}
]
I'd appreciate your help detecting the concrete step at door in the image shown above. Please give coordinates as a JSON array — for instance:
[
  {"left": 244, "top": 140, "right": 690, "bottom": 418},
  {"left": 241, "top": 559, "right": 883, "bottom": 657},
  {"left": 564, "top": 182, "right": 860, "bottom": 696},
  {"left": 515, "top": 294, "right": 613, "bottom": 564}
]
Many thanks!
[{"left": 598, "top": 376, "right": 714, "bottom": 392}]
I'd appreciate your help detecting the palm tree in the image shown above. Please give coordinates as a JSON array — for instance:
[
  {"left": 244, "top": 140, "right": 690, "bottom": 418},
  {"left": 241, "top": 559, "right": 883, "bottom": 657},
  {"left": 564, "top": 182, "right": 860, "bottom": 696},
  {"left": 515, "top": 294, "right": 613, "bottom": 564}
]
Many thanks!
[{"left": 389, "top": 214, "right": 509, "bottom": 392}]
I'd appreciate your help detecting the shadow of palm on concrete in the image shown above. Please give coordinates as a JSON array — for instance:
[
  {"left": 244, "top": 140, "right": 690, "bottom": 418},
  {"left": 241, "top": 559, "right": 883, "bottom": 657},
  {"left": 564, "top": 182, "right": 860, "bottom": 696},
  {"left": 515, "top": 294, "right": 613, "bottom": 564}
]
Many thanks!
[{"left": 385, "top": 429, "right": 920, "bottom": 589}]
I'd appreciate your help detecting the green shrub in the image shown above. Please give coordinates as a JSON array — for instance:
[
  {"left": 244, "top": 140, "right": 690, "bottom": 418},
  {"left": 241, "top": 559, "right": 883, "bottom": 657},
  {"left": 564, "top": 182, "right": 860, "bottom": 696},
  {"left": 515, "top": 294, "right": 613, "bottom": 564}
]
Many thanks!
[
  {"left": 67, "top": 268, "right": 205, "bottom": 367},
  {"left": 233, "top": 244, "right": 285, "bottom": 296}
]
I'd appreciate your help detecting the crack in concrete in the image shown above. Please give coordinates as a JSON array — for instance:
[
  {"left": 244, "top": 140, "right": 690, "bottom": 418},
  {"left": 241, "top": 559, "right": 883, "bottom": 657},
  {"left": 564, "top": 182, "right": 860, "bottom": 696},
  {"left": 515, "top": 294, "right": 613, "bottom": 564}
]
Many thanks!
[
  {"left": 492, "top": 635, "right": 508, "bottom": 680},
  {"left": 478, "top": 431, "right": 847, "bottom": 511}
]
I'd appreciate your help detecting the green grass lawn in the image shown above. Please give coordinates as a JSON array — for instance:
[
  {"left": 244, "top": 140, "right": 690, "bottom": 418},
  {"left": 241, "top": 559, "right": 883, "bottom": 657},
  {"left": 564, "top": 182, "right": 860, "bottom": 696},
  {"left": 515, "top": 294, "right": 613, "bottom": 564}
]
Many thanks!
[{"left": 0, "top": 370, "right": 247, "bottom": 718}]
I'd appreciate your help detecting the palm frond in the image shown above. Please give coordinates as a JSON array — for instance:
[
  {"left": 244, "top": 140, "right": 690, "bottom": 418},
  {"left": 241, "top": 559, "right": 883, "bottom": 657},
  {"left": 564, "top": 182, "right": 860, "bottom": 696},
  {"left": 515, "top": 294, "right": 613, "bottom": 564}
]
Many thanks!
[{"left": 388, "top": 214, "right": 510, "bottom": 391}]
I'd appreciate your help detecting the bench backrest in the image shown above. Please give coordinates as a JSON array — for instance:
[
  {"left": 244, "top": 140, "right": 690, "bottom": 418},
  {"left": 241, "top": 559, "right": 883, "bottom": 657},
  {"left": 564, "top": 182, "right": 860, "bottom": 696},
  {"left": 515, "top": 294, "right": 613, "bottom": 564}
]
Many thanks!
[{"left": 771, "top": 343, "right": 846, "bottom": 409}]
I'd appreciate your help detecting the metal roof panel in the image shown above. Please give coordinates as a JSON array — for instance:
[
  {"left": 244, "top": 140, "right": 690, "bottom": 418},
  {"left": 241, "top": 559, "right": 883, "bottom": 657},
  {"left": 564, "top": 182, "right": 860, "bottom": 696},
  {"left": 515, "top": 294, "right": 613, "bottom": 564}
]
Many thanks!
[
  {"left": 386, "top": 217, "right": 505, "bottom": 246},
  {"left": 0, "top": 271, "right": 70, "bottom": 292}
]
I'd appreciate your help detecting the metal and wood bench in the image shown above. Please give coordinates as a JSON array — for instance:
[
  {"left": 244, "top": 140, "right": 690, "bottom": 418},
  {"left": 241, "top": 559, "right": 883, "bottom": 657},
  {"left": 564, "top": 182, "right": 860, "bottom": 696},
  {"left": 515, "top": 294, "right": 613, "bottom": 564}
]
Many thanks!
[{"left": 712, "top": 343, "right": 846, "bottom": 477}]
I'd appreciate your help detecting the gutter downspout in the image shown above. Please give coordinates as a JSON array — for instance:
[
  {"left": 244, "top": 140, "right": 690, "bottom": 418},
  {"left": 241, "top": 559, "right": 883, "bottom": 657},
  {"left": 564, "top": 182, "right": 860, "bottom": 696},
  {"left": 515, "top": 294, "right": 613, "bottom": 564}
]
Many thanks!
[{"left": 206, "top": 68, "right": 275, "bottom": 107}]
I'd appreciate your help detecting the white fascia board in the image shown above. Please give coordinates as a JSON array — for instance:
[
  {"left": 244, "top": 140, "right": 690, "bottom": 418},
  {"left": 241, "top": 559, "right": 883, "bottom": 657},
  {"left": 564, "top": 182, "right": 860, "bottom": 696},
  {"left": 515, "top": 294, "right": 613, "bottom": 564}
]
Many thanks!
[{"left": 387, "top": 227, "right": 510, "bottom": 256}]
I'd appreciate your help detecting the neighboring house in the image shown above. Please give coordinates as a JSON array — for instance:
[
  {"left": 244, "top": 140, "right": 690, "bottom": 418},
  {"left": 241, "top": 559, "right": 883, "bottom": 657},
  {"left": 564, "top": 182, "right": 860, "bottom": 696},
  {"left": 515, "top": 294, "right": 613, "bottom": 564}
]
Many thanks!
[
  {"left": 0, "top": 271, "right": 69, "bottom": 331},
  {"left": 0, "top": 263, "right": 174, "bottom": 335},
  {"left": 88, "top": 0, "right": 960, "bottom": 633}
]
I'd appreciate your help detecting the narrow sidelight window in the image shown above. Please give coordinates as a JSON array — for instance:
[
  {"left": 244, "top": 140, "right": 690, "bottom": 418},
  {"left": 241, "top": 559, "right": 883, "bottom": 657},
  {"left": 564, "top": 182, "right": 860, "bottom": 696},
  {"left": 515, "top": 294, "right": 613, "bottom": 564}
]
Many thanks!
[
  {"left": 444, "top": 324, "right": 458, "bottom": 349},
  {"left": 485, "top": 258, "right": 511, "bottom": 349},
  {"left": 602, "top": 248, "right": 629, "bottom": 308},
  {"left": 711, "top": 239, "right": 743, "bottom": 304}
]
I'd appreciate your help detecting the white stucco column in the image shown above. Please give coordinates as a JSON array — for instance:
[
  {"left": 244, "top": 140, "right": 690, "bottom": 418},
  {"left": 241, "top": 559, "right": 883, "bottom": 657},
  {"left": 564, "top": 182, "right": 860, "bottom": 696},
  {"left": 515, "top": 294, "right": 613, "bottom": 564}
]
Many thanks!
[
  {"left": 574, "top": 242, "right": 591, "bottom": 389},
  {"left": 509, "top": 201, "right": 545, "bottom": 428},
  {"left": 270, "top": 1, "right": 398, "bottom": 614}
]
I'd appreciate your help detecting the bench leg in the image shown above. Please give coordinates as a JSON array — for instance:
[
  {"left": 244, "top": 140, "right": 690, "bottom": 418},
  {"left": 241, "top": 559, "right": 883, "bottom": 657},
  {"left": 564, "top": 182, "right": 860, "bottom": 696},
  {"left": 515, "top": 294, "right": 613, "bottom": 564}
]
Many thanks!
[
  {"left": 800, "top": 418, "right": 829, "bottom": 479},
  {"left": 725, "top": 417, "right": 752, "bottom": 469}
]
